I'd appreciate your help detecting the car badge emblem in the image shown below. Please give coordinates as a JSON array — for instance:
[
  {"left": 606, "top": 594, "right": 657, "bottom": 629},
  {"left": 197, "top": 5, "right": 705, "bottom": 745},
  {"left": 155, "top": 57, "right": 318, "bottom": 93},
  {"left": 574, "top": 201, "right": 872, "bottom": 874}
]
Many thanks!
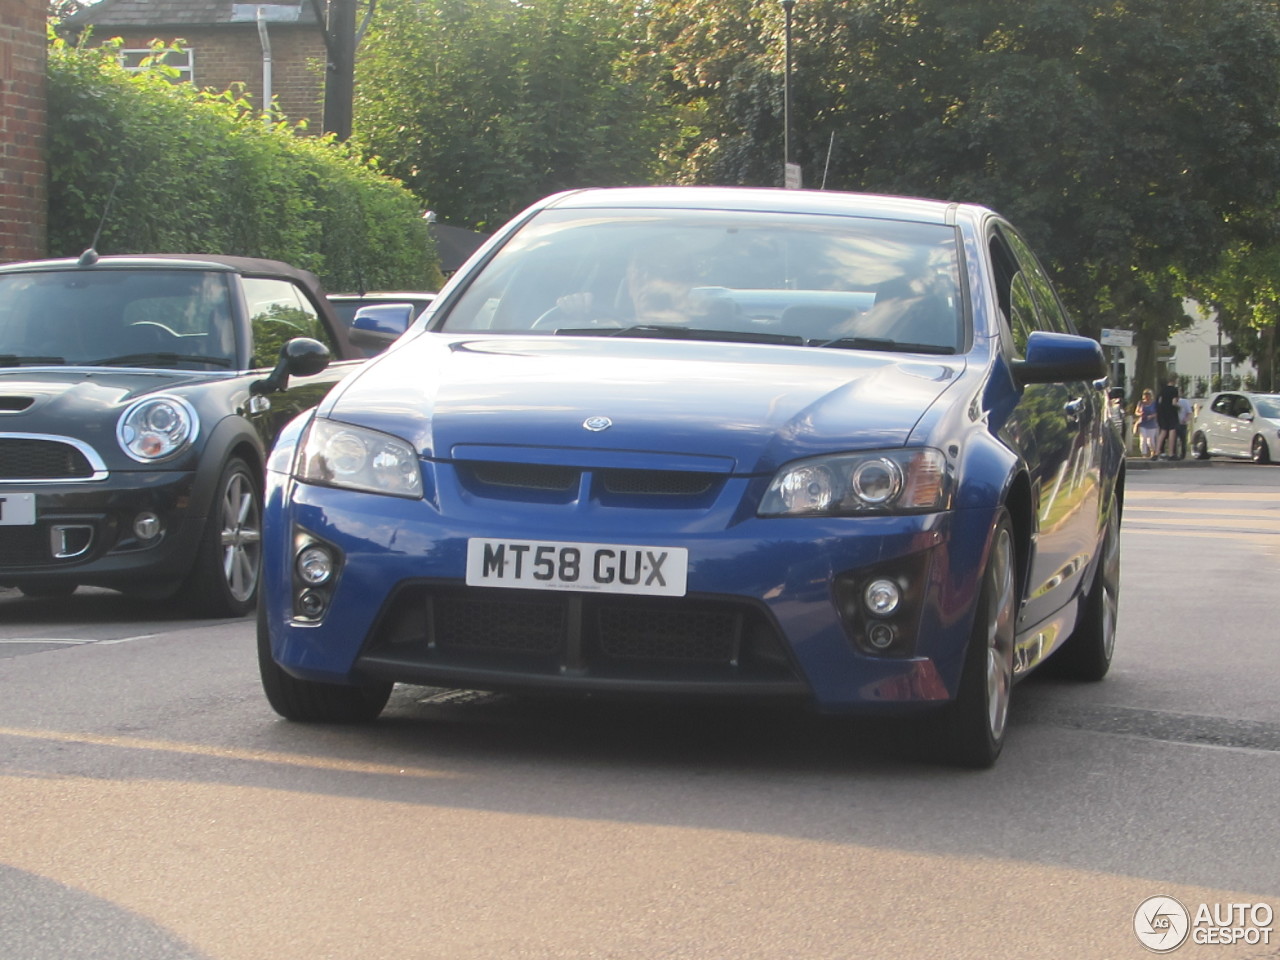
[{"left": 583, "top": 416, "right": 612, "bottom": 432}]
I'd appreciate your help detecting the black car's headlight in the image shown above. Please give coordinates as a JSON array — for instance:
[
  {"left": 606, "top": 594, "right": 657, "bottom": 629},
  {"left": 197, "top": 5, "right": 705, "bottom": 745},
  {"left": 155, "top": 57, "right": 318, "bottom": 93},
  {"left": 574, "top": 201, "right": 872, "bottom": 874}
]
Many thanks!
[
  {"left": 117, "top": 395, "right": 199, "bottom": 462},
  {"left": 295, "top": 418, "right": 423, "bottom": 499},
  {"left": 759, "top": 448, "right": 950, "bottom": 517}
]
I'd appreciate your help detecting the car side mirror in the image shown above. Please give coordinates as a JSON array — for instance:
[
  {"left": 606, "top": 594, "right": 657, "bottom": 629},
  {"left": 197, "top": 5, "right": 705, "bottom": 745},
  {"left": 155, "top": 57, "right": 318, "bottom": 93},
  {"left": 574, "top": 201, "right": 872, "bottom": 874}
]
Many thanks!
[
  {"left": 250, "top": 337, "right": 331, "bottom": 395},
  {"left": 348, "top": 303, "right": 414, "bottom": 352},
  {"left": 1240, "top": 411, "right": 1255, "bottom": 423},
  {"left": 1010, "top": 331, "right": 1107, "bottom": 386}
]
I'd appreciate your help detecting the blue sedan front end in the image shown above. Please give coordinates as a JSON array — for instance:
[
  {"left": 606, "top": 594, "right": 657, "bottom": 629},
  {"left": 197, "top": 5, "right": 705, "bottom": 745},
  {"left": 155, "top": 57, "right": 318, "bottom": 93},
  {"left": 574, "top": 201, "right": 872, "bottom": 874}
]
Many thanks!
[{"left": 258, "top": 187, "right": 1122, "bottom": 767}]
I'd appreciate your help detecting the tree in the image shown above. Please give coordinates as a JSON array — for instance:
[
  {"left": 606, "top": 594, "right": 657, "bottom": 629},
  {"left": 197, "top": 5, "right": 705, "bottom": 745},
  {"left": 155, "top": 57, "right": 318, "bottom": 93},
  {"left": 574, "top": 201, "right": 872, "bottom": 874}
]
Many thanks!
[
  {"left": 653, "top": 0, "right": 1280, "bottom": 397},
  {"left": 353, "top": 0, "right": 678, "bottom": 230}
]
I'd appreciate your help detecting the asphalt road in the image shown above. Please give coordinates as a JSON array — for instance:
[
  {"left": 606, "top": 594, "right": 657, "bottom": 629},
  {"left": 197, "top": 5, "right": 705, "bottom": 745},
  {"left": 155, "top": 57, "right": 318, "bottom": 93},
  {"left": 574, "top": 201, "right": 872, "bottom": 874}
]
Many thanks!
[{"left": 1, "top": 459, "right": 1277, "bottom": 960}]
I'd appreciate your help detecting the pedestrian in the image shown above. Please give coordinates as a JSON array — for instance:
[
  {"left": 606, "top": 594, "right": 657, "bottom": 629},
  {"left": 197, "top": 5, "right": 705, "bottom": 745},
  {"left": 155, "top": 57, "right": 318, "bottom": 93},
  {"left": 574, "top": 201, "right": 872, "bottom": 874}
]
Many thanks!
[
  {"left": 1156, "top": 376, "right": 1180, "bottom": 459},
  {"left": 1133, "top": 388, "right": 1158, "bottom": 458},
  {"left": 1175, "top": 391, "right": 1193, "bottom": 459}
]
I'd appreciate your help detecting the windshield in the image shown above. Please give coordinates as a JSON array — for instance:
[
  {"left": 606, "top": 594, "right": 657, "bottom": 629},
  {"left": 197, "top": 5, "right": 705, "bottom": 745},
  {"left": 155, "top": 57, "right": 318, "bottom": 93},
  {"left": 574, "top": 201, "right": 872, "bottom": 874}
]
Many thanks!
[
  {"left": 438, "top": 208, "right": 964, "bottom": 353},
  {"left": 0, "top": 268, "right": 237, "bottom": 369},
  {"left": 1254, "top": 396, "right": 1280, "bottom": 419}
]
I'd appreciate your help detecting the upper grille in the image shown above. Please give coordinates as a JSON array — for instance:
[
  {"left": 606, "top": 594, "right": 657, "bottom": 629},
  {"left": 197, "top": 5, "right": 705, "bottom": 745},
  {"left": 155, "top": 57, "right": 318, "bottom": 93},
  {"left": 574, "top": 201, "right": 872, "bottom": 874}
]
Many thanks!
[
  {"left": 468, "top": 461, "right": 577, "bottom": 492},
  {"left": 599, "top": 469, "right": 717, "bottom": 496},
  {"left": 0, "top": 437, "right": 99, "bottom": 480}
]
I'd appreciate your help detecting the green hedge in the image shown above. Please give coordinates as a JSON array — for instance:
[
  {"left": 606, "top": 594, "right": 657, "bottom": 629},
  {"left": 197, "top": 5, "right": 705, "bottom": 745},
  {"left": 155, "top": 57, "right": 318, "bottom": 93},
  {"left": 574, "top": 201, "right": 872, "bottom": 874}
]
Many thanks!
[{"left": 46, "top": 37, "right": 442, "bottom": 293}]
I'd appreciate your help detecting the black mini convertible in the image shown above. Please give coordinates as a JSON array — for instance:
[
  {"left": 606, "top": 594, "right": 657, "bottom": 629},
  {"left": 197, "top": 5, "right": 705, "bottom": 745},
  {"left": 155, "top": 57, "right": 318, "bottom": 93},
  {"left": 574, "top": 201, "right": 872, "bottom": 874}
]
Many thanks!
[{"left": 0, "top": 252, "right": 362, "bottom": 616}]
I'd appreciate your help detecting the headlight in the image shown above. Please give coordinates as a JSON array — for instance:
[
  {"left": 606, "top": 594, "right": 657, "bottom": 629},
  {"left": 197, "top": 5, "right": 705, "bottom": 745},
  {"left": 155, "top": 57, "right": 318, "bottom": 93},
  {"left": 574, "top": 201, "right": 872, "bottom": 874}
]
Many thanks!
[
  {"left": 759, "top": 448, "right": 950, "bottom": 517},
  {"left": 117, "top": 395, "right": 199, "bottom": 461},
  {"left": 296, "top": 418, "right": 422, "bottom": 499}
]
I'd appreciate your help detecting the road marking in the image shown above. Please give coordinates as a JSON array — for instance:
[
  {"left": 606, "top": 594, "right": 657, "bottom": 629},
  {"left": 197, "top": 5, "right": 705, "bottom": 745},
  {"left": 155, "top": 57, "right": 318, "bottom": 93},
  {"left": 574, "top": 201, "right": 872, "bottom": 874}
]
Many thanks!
[{"left": 0, "top": 727, "right": 465, "bottom": 779}]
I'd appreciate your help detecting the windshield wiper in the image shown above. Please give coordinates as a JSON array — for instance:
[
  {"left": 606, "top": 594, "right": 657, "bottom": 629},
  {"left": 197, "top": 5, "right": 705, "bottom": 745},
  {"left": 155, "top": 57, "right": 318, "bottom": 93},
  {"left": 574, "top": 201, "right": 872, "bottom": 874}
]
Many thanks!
[
  {"left": 555, "top": 324, "right": 806, "bottom": 346},
  {"left": 88, "top": 352, "right": 234, "bottom": 368},
  {"left": 815, "top": 336, "right": 956, "bottom": 355},
  {"left": 0, "top": 355, "right": 67, "bottom": 367}
]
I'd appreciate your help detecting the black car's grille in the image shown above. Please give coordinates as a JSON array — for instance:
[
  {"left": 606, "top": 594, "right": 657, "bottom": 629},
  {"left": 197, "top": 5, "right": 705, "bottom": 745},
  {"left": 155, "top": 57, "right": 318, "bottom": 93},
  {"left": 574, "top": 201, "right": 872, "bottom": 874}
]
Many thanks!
[
  {"left": 367, "top": 584, "right": 797, "bottom": 685},
  {"left": 0, "top": 525, "right": 55, "bottom": 566},
  {"left": 0, "top": 437, "right": 98, "bottom": 480}
]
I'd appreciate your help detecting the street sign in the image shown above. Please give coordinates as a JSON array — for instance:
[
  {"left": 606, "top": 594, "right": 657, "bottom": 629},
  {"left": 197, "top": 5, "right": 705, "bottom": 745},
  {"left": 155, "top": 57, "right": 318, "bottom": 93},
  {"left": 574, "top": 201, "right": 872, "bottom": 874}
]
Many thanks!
[{"left": 1100, "top": 328, "right": 1134, "bottom": 347}]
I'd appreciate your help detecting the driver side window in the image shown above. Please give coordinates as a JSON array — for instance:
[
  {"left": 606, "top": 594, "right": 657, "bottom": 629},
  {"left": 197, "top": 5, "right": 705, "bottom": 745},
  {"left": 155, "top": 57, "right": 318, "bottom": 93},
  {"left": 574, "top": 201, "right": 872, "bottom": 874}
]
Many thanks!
[{"left": 243, "top": 277, "right": 334, "bottom": 368}]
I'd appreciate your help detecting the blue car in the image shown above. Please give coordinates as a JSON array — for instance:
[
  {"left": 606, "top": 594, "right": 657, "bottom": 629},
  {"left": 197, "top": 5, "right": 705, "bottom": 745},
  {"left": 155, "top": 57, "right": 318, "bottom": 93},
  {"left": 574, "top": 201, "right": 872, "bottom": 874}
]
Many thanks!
[{"left": 257, "top": 187, "right": 1124, "bottom": 767}]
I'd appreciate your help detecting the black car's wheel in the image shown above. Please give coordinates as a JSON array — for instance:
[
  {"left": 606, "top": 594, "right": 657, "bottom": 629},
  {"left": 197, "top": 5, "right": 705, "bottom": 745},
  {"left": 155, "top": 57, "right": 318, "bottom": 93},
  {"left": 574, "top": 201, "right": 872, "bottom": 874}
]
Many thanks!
[
  {"left": 927, "top": 510, "right": 1017, "bottom": 769},
  {"left": 178, "top": 457, "right": 262, "bottom": 618},
  {"left": 17, "top": 581, "right": 78, "bottom": 599},
  {"left": 1191, "top": 432, "right": 1209, "bottom": 460},
  {"left": 1252, "top": 435, "right": 1272, "bottom": 464},
  {"left": 1050, "top": 499, "right": 1120, "bottom": 681},
  {"left": 257, "top": 603, "right": 392, "bottom": 722}
]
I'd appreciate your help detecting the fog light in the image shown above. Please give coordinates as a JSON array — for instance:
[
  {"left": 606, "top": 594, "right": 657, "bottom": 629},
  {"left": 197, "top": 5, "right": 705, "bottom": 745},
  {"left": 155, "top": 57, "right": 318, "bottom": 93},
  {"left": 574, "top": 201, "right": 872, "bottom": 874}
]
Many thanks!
[
  {"left": 133, "top": 512, "right": 162, "bottom": 540},
  {"left": 864, "top": 578, "right": 901, "bottom": 617},
  {"left": 297, "top": 589, "right": 326, "bottom": 618},
  {"left": 867, "top": 622, "right": 896, "bottom": 650},
  {"left": 296, "top": 545, "right": 334, "bottom": 585}
]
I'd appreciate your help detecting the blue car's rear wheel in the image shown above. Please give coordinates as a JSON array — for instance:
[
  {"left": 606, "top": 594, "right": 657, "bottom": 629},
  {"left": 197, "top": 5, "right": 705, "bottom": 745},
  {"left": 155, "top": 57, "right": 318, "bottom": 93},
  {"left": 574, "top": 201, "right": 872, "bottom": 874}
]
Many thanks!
[
  {"left": 1051, "top": 498, "right": 1120, "bottom": 681},
  {"left": 257, "top": 602, "right": 392, "bottom": 722}
]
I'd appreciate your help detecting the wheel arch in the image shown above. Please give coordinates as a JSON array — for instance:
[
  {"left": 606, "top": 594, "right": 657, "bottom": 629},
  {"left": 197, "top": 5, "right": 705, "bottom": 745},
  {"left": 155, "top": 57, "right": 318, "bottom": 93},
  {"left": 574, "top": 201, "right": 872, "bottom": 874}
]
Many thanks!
[{"left": 189, "top": 416, "right": 268, "bottom": 520}]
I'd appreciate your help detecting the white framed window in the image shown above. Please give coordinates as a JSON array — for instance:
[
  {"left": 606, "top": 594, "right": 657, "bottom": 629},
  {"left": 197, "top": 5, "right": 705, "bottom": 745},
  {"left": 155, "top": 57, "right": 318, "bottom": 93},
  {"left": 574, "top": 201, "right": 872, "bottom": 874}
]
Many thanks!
[
  {"left": 1210, "top": 344, "right": 1235, "bottom": 377},
  {"left": 119, "top": 48, "right": 194, "bottom": 84}
]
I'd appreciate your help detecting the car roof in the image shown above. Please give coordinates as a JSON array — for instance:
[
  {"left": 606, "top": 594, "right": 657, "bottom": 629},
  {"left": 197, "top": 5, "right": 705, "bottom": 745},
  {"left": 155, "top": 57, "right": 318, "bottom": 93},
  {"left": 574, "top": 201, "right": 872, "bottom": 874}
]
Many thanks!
[
  {"left": 538, "top": 186, "right": 983, "bottom": 225},
  {"left": 328, "top": 292, "right": 436, "bottom": 300},
  {"left": 0, "top": 252, "right": 326, "bottom": 291}
]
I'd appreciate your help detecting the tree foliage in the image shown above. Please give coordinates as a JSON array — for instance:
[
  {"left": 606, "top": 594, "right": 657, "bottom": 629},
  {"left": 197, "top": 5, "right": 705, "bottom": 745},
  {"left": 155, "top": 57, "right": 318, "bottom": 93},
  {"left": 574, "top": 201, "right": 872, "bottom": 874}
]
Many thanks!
[
  {"left": 353, "top": 0, "right": 678, "bottom": 231},
  {"left": 651, "top": 0, "right": 1280, "bottom": 397},
  {"left": 45, "top": 36, "right": 441, "bottom": 293}
]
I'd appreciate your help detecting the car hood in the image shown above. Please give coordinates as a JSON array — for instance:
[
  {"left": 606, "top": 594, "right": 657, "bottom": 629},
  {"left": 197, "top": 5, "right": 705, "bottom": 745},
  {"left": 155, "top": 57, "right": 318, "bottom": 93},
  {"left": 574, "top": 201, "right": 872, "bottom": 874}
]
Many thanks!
[
  {"left": 325, "top": 335, "right": 964, "bottom": 473},
  {"left": 0, "top": 367, "right": 226, "bottom": 421}
]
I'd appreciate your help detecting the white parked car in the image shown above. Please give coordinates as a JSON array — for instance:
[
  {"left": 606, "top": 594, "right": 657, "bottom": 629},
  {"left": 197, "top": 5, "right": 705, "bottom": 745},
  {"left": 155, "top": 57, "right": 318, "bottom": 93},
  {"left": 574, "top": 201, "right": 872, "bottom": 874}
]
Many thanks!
[{"left": 1191, "top": 391, "right": 1280, "bottom": 463}]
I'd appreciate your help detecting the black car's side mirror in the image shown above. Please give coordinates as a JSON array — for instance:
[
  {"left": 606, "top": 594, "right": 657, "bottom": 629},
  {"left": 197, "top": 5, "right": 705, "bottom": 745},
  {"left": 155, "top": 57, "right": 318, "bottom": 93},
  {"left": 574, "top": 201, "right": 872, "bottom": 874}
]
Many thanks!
[
  {"left": 1010, "top": 331, "right": 1108, "bottom": 386},
  {"left": 250, "top": 337, "right": 331, "bottom": 395}
]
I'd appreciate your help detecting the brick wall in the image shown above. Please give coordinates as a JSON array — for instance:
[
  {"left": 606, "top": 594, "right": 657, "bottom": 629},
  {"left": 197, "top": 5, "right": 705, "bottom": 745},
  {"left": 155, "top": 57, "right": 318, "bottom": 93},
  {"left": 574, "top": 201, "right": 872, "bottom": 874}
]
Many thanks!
[
  {"left": 0, "top": 0, "right": 48, "bottom": 263},
  {"left": 110, "top": 26, "right": 325, "bottom": 129}
]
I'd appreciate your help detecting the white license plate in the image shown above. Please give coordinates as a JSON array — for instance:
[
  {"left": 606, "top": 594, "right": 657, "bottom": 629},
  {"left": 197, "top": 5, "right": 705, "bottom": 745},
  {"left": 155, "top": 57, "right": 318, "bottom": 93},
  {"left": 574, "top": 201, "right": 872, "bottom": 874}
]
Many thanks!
[
  {"left": 0, "top": 493, "right": 36, "bottom": 526},
  {"left": 466, "top": 538, "right": 688, "bottom": 597}
]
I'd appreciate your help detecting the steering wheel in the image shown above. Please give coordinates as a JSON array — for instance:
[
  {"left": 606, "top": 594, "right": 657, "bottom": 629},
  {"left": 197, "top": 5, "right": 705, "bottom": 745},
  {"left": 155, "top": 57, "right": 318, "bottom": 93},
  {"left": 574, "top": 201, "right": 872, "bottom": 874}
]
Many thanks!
[{"left": 530, "top": 305, "right": 566, "bottom": 330}]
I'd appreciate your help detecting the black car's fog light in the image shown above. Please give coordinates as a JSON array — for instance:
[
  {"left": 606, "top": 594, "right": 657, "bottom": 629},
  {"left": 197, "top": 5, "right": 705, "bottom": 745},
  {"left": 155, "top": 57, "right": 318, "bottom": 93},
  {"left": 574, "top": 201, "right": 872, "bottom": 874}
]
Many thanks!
[
  {"left": 297, "top": 589, "right": 327, "bottom": 618},
  {"left": 133, "top": 512, "right": 162, "bottom": 541}
]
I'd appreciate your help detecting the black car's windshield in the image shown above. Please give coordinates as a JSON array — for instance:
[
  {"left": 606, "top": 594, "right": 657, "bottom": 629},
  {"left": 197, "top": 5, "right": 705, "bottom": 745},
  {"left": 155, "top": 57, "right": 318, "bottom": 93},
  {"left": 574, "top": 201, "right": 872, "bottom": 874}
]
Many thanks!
[
  {"left": 0, "top": 268, "right": 238, "bottom": 369},
  {"left": 438, "top": 208, "right": 964, "bottom": 353}
]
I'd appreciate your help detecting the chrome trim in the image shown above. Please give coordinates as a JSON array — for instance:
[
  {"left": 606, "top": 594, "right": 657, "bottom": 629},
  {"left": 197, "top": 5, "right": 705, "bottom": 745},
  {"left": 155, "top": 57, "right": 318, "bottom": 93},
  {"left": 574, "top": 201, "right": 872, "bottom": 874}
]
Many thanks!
[
  {"left": 116, "top": 394, "right": 201, "bottom": 464},
  {"left": 50, "top": 524, "right": 94, "bottom": 559},
  {"left": 0, "top": 432, "right": 109, "bottom": 483}
]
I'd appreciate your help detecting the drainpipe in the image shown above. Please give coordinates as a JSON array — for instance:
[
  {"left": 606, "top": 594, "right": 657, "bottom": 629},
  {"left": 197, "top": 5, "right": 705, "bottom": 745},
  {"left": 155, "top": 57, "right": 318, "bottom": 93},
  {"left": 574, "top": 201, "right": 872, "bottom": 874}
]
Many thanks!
[{"left": 257, "top": 6, "right": 273, "bottom": 125}]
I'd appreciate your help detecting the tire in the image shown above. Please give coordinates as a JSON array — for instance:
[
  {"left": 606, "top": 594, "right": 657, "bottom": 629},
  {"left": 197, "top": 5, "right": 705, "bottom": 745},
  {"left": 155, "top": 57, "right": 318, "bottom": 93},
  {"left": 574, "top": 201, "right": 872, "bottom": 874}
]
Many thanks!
[
  {"left": 177, "top": 457, "right": 262, "bottom": 618},
  {"left": 1191, "top": 432, "right": 1209, "bottom": 460},
  {"left": 1051, "top": 498, "right": 1120, "bottom": 681},
  {"left": 1252, "top": 435, "right": 1271, "bottom": 465},
  {"left": 926, "top": 510, "right": 1017, "bottom": 769},
  {"left": 17, "top": 582, "right": 78, "bottom": 599},
  {"left": 257, "top": 603, "right": 392, "bottom": 722}
]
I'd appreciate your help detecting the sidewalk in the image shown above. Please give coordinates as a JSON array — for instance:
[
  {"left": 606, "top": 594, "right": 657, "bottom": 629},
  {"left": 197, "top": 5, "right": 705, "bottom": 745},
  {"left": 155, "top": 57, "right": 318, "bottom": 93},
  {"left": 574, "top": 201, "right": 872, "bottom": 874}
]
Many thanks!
[{"left": 1124, "top": 454, "right": 1211, "bottom": 470}]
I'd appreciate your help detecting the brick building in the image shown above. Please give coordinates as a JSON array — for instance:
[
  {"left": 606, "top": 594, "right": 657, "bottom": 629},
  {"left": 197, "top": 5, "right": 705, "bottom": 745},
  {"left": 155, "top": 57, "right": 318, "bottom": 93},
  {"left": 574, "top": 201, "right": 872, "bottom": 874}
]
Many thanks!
[
  {"left": 0, "top": 0, "right": 49, "bottom": 263},
  {"left": 62, "top": 0, "right": 327, "bottom": 130}
]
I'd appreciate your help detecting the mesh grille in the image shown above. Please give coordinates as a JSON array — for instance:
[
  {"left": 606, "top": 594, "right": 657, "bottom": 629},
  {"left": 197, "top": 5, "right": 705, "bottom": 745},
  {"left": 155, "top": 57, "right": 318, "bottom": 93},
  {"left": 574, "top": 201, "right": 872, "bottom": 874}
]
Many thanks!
[
  {"left": 599, "top": 469, "right": 716, "bottom": 496},
  {"left": 431, "top": 593, "right": 565, "bottom": 655},
  {"left": 0, "top": 527, "right": 52, "bottom": 566},
  {"left": 467, "top": 461, "right": 578, "bottom": 492},
  {"left": 0, "top": 438, "right": 96, "bottom": 480},
  {"left": 595, "top": 603, "right": 739, "bottom": 661}
]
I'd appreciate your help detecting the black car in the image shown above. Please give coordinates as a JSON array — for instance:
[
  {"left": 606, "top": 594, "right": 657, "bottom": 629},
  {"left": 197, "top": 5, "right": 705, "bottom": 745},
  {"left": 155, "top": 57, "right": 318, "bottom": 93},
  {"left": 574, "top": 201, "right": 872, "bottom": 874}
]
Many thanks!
[{"left": 0, "top": 252, "right": 360, "bottom": 616}]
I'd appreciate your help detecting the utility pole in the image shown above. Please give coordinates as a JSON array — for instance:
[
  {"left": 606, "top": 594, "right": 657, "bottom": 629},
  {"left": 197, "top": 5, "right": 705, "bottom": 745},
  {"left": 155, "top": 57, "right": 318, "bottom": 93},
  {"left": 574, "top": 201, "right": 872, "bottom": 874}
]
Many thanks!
[{"left": 315, "top": 0, "right": 357, "bottom": 140}]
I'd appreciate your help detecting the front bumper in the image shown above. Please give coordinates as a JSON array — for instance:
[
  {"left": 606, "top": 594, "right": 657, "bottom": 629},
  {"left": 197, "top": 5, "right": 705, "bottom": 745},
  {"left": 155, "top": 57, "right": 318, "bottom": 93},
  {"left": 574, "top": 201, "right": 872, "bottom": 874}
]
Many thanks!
[
  {"left": 263, "top": 476, "right": 997, "bottom": 713},
  {"left": 0, "top": 470, "right": 205, "bottom": 593}
]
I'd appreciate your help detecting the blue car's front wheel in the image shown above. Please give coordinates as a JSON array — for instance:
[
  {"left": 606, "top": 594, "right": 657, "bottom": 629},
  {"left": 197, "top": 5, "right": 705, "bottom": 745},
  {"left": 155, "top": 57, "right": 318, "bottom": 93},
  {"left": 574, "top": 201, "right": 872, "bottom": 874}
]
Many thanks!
[{"left": 257, "top": 603, "right": 392, "bottom": 722}]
